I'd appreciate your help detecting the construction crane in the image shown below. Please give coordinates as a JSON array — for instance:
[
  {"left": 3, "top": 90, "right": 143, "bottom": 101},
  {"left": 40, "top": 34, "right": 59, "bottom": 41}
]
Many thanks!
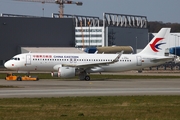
[
  {"left": 80, "top": 21, "right": 84, "bottom": 48},
  {"left": 14, "top": 0, "right": 83, "bottom": 18}
]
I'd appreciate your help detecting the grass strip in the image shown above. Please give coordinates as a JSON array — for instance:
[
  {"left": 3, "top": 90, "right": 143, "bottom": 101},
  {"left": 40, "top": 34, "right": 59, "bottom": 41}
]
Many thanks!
[
  {"left": 0, "top": 96, "right": 180, "bottom": 120},
  {"left": 1, "top": 73, "right": 180, "bottom": 80}
]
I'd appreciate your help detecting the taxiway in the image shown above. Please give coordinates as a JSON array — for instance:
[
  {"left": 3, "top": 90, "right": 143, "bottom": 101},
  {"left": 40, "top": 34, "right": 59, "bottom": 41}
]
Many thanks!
[{"left": 0, "top": 79, "right": 180, "bottom": 98}]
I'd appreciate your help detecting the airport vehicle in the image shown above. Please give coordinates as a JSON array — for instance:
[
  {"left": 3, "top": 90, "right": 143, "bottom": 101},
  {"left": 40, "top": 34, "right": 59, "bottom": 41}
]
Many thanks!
[
  {"left": 4, "top": 28, "right": 173, "bottom": 81},
  {"left": 5, "top": 73, "right": 39, "bottom": 81}
]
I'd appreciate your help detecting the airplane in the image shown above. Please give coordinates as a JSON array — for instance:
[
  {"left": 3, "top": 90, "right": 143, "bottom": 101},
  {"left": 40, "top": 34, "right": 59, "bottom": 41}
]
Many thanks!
[{"left": 4, "top": 28, "right": 173, "bottom": 81}]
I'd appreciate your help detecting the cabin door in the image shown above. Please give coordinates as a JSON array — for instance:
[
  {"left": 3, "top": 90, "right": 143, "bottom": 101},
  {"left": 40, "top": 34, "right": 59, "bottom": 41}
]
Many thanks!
[
  {"left": 26, "top": 55, "right": 31, "bottom": 65},
  {"left": 136, "top": 56, "right": 142, "bottom": 66}
]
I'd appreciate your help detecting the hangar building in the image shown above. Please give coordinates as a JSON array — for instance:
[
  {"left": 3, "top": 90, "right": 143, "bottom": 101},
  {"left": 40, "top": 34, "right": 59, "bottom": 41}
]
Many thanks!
[
  {"left": 53, "top": 13, "right": 148, "bottom": 51},
  {"left": 0, "top": 13, "right": 148, "bottom": 66}
]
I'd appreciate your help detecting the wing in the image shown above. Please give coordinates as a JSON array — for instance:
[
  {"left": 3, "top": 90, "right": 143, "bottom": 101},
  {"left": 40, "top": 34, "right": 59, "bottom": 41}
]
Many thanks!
[{"left": 62, "top": 51, "right": 123, "bottom": 69}]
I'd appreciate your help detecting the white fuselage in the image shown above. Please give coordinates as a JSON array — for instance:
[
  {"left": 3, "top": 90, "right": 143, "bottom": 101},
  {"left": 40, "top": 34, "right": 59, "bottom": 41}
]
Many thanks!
[{"left": 4, "top": 53, "right": 171, "bottom": 72}]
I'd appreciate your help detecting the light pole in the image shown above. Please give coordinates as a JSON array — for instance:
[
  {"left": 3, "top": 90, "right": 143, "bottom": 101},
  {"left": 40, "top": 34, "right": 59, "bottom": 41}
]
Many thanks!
[
  {"left": 178, "top": 35, "right": 180, "bottom": 68},
  {"left": 172, "top": 34, "right": 177, "bottom": 56},
  {"left": 175, "top": 35, "right": 177, "bottom": 57},
  {"left": 136, "top": 36, "right": 138, "bottom": 53},
  {"left": 177, "top": 35, "right": 180, "bottom": 47},
  {"left": 173, "top": 34, "right": 177, "bottom": 70},
  {"left": 42, "top": 2, "right": 44, "bottom": 17}
]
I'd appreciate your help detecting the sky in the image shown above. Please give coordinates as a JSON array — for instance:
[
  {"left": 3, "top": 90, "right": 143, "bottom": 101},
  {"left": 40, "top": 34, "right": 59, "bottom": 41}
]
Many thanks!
[{"left": 0, "top": 0, "right": 179, "bottom": 23}]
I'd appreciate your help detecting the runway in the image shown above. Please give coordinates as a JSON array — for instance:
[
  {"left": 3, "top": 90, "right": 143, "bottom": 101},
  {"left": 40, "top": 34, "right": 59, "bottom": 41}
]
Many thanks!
[{"left": 1, "top": 78, "right": 180, "bottom": 98}]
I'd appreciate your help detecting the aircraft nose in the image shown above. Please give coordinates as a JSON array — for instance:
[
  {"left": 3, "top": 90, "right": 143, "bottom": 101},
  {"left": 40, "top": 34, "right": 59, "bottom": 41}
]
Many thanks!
[
  {"left": 4, "top": 61, "right": 13, "bottom": 69},
  {"left": 4, "top": 61, "right": 9, "bottom": 69}
]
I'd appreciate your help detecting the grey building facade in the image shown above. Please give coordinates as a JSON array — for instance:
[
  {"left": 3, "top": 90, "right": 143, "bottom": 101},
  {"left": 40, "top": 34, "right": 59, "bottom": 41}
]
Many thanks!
[
  {"left": 107, "top": 27, "right": 148, "bottom": 53},
  {"left": 0, "top": 17, "right": 75, "bottom": 62}
]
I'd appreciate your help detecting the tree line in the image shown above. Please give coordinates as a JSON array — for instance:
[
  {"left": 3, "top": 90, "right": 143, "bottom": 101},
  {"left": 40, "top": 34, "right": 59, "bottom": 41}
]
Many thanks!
[{"left": 148, "top": 21, "right": 180, "bottom": 33}]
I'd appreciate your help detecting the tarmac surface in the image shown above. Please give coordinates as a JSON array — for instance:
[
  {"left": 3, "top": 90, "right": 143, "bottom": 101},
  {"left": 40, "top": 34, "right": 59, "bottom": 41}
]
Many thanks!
[{"left": 1, "top": 76, "right": 180, "bottom": 98}]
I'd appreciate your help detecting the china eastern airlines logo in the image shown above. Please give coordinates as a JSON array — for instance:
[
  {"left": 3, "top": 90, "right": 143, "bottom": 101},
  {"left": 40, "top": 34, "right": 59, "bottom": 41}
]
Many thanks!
[{"left": 150, "top": 38, "right": 165, "bottom": 52}]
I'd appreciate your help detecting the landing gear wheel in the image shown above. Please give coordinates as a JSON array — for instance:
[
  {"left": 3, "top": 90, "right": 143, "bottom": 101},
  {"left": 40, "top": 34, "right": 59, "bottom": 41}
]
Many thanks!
[
  {"left": 17, "top": 77, "right": 22, "bottom": 81},
  {"left": 85, "top": 75, "right": 90, "bottom": 81}
]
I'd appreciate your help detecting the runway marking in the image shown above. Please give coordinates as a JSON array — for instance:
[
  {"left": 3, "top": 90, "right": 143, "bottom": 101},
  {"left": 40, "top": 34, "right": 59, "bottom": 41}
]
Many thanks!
[{"left": 1, "top": 88, "right": 180, "bottom": 97}]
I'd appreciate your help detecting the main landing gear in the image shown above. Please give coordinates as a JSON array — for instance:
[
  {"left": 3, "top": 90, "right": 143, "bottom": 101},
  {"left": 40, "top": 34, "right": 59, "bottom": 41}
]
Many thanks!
[
  {"left": 84, "top": 75, "right": 90, "bottom": 81},
  {"left": 79, "top": 71, "right": 90, "bottom": 81}
]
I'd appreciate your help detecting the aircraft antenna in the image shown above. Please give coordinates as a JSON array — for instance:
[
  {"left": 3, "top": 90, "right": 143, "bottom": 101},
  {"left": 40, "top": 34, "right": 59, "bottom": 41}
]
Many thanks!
[{"left": 14, "top": 0, "right": 83, "bottom": 18}]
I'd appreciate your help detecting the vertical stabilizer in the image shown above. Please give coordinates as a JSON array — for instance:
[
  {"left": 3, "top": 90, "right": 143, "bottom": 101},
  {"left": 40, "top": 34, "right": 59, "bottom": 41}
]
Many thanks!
[{"left": 138, "top": 28, "right": 171, "bottom": 56}]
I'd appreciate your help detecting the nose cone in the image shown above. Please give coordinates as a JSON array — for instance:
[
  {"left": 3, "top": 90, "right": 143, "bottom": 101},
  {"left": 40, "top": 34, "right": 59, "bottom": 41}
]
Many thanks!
[
  {"left": 4, "top": 61, "right": 10, "bottom": 69},
  {"left": 4, "top": 61, "right": 13, "bottom": 70}
]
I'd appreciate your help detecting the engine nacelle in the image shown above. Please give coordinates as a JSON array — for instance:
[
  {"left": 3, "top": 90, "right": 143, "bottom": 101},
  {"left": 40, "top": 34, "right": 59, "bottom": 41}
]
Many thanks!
[{"left": 51, "top": 66, "right": 75, "bottom": 78}]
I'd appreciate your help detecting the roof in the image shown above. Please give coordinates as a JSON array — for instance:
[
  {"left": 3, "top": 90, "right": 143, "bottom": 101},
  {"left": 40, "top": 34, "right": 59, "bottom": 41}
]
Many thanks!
[{"left": 21, "top": 47, "right": 86, "bottom": 54}]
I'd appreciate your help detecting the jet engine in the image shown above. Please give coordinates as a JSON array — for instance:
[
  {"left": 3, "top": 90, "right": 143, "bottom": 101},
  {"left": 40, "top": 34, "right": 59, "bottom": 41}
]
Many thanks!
[{"left": 51, "top": 66, "right": 75, "bottom": 78}]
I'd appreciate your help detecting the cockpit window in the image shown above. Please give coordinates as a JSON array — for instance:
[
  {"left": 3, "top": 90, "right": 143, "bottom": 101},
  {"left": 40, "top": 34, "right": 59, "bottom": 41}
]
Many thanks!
[{"left": 11, "top": 57, "right": 20, "bottom": 61}]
